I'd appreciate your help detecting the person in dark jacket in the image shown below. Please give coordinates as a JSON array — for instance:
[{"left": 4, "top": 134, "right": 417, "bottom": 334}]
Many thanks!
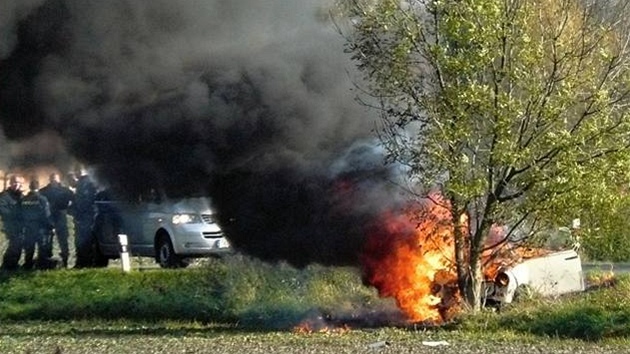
[
  {"left": 40, "top": 173, "right": 74, "bottom": 268},
  {"left": 72, "top": 170, "right": 97, "bottom": 268},
  {"left": 21, "top": 178, "right": 52, "bottom": 270},
  {"left": 0, "top": 175, "right": 24, "bottom": 271}
]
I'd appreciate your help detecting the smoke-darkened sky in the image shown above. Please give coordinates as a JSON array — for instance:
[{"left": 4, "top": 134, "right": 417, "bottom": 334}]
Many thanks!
[{"left": 0, "top": 0, "right": 404, "bottom": 266}]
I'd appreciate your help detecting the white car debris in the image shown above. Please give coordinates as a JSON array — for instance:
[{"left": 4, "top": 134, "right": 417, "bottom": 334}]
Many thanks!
[{"left": 484, "top": 249, "right": 585, "bottom": 305}]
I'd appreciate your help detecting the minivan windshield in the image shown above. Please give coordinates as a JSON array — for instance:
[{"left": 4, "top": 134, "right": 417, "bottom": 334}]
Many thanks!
[{"left": 97, "top": 186, "right": 212, "bottom": 204}]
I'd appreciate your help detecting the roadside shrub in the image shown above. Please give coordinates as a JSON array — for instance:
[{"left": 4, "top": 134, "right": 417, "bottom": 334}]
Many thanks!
[
  {"left": 580, "top": 201, "right": 630, "bottom": 262},
  {"left": 493, "top": 275, "right": 630, "bottom": 340}
]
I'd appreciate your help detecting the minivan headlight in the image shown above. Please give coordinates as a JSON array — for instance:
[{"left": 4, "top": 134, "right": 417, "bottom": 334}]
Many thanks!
[{"left": 172, "top": 213, "right": 201, "bottom": 224}]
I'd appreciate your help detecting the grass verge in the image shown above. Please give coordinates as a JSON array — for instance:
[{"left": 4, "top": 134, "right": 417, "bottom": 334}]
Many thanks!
[{"left": 0, "top": 255, "right": 629, "bottom": 353}]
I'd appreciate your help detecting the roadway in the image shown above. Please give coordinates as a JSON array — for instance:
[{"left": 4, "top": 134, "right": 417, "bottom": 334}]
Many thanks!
[{"left": 582, "top": 262, "right": 630, "bottom": 274}]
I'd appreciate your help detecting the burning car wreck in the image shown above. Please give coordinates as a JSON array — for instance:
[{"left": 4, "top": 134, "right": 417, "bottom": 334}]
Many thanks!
[
  {"left": 483, "top": 249, "right": 585, "bottom": 306},
  {"left": 360, "top": 193, "right": 588, "bottom": 324},
  {"left": 92, "top": 191, "right": 231, "bottom": 268}
]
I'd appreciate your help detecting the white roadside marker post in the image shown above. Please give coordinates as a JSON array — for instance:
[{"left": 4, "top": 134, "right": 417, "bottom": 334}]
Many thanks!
[{"left": 118, "top": 234, "right": 131, "bottom": 272}]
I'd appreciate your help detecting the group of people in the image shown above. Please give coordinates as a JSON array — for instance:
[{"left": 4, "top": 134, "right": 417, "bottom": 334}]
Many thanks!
[{"left": 0, "top": 170, "right": 97, "bottom": 271}]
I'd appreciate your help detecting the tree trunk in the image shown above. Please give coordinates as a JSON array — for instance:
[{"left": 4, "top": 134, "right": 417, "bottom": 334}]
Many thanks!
[
  {"left": 452, "top": 205, "right": 473, "bottom": 308},
  {"left": 454, "top": 227, "right": 468, "bottom": 300},
  {"left": 464, "top": 255, "right": 483, "bottom": 311},
  {"left": 455, "top": 237, "right": 483, "bottom": 310},
  {"left": 452, "top": 201, "right": 486, "bottom": 311}
]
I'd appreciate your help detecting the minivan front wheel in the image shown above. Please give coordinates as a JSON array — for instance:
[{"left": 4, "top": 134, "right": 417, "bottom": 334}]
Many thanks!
[{"left": 156, "top": 234, "right": 187, "bottom": 268}]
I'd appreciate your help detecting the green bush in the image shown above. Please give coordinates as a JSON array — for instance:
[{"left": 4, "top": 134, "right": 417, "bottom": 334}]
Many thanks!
[{"left": 581, "top": 228, "right": 630, "bottom": 262}]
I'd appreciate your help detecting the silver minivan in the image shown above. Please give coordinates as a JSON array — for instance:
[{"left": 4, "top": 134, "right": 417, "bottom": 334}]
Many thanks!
[{"left": 93, "top": 196, "right": 231, "bottom": 268}]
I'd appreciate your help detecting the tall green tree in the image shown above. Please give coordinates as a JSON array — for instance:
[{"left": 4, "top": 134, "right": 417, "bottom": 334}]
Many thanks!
[{"left": 343, "top": 0, "right": 630, "bottom": 309}]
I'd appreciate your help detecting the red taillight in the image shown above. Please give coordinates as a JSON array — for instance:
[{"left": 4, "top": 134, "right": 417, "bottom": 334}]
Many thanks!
[{"left": 495, "top": 272, "right": 509, "bottom": 287}]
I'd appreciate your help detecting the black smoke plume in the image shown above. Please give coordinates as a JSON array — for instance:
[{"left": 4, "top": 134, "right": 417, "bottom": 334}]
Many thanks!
[{"left": 0, "top": 0, "right": 403, "bottom": 266}]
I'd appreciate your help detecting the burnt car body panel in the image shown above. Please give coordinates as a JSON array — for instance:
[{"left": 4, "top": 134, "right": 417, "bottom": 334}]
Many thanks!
[{"left": 484, "top": 249, "right": 585, "bottom": 304}]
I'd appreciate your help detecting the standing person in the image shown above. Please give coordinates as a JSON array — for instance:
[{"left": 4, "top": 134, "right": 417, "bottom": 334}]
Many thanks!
[
  {"left": 72, "top": 169, "right": 97, "bottom": 268},
  {"left": 21, "top": 178, "right": 52, "bottom": 270},
  {"left": 40, "top": 172, "right": 74, "bottom": 268},
  {"left": 0, "top": 175, "right": 24, "bottom": 271}
]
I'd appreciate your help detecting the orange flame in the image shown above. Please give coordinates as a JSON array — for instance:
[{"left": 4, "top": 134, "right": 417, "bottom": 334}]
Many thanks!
[
  {"left": 361, "top": 194, "right": 459, "bottom": 323},
  {"left": 292, "top": 322, "right": 350, "bottom": 334}
]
